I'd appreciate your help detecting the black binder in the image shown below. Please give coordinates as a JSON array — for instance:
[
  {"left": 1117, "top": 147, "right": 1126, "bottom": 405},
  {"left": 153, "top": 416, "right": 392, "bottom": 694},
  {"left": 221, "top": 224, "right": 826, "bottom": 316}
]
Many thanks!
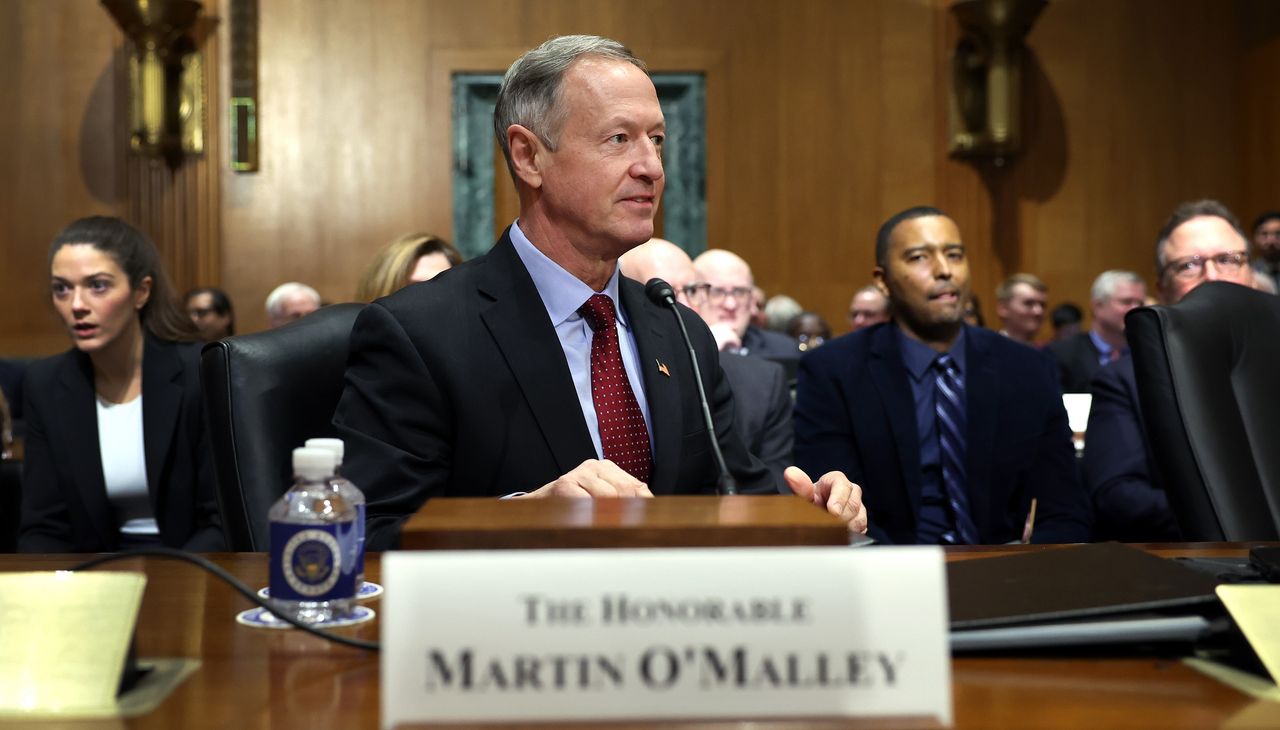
[{"left": 948, "top": 542, "right": 1223, "bottom": 650}]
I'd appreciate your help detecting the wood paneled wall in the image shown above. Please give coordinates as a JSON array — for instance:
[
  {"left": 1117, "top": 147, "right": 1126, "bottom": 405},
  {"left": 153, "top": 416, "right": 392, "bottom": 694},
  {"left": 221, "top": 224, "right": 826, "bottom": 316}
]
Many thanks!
[
  {"left": 0, "top": 1, "right": 124, "bottom": 355},
  {"left": 0, "top": 0, "right": 222, "bottom": 356},
  {"left": 2, "top": 0, "right": 1278, "bottom": 351}
]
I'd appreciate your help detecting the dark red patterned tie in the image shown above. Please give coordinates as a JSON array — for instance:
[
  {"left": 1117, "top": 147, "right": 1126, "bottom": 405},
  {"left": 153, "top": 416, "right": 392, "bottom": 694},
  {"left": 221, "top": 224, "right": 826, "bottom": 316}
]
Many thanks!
[{"left": 578, "top": 294, "right": 652, "bottom": 482}]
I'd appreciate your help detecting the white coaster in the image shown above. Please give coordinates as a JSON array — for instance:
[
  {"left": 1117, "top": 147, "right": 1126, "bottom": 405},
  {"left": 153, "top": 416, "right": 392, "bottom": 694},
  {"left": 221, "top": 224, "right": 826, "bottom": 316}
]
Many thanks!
[
  {"left": 235, "top": 604, "right": 376, "bottom": 630},
  {"left": 257, "top": 581, "right": 383, "bottom": 601}
]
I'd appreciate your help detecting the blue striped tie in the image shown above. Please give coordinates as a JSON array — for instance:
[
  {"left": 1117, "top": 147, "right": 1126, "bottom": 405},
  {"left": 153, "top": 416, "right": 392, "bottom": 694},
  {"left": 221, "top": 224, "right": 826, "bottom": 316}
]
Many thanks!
[{"left": 935, "top": 354, "right": 979, "bottom": 545}]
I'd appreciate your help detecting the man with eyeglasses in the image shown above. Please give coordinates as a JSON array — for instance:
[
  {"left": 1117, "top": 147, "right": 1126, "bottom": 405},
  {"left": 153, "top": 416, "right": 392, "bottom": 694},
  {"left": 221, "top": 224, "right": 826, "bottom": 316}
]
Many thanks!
[
  {"left": 1250, "top": 211, "right": 1280, "bottom": 283},
  {"left": 620, "top": 239, "right": 793, "bottom": 487},
  {"left": 692, "top": 249, "right": 802, "bottom": 367},
  {"left": 1084, "top": 200, "right": 1255, "bottom": 542}
]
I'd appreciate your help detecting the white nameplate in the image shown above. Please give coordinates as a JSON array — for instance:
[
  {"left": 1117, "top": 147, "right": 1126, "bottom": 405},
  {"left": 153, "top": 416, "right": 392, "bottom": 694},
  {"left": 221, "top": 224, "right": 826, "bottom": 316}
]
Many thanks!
[{"left": 381, "top": 547, "right": 950, "bottom": 728}]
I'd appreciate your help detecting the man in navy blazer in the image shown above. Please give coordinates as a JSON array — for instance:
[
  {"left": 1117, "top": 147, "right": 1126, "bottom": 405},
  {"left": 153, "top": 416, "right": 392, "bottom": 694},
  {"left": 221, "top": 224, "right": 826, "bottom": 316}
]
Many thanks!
[
  {"left": 1083, "top": 200, "right": 1257, "bottom": 541},
  {"left": 795, "top": 206, "right": 1090, "bottom": 545},
  {"left": 334, "top": 35, "right": 866, "bottom": 549}
]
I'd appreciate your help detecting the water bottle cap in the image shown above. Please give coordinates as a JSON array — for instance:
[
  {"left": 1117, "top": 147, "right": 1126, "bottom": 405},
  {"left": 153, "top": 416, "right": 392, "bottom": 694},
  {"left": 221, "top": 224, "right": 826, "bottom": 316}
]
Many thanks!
[
  {"left": 292, "top": 447, "right": 335, "bottom": 479},
  {"left": 304, "top": 438, "right": 345, "bottom": 464}
]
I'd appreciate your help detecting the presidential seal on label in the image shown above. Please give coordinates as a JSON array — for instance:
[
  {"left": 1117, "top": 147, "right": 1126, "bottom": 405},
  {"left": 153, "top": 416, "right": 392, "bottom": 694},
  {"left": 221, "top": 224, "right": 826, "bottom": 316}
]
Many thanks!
[
  {"left": 284, "top": 528, "right": 341, "bottom": 597},
  {"left": 269, "top": 521, "right": 358, "bottom": 603}
]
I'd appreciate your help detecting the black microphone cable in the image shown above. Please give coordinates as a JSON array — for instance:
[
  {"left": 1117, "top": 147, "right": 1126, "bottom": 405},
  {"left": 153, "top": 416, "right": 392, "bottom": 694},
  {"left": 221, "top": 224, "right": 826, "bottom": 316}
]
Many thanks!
[
  {"left": 644, "top": 277, "right": 738, "bottom": 496},
  {"left": 70, "top": 547, "right": 380, "bottom": 652}
]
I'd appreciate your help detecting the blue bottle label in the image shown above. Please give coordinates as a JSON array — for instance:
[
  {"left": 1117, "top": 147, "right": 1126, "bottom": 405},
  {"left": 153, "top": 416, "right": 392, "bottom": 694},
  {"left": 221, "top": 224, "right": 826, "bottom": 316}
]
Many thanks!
[
  {"left": 355, "top": 503, "right": 366, "bottom": 574},
  {"left": 270, "top": 521, "right": 358, "bottom": 602}
]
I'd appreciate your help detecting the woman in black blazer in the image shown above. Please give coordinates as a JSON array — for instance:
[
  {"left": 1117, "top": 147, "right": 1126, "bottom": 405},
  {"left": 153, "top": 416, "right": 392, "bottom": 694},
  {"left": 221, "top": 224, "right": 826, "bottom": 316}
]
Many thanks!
[{"left": 19, "top": 217, "right": 224, "bottom": 552}]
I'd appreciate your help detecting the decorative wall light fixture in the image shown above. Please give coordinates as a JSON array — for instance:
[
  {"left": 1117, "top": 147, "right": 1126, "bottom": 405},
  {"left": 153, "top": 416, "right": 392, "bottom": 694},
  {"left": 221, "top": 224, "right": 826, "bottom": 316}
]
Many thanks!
[
  {"left": 948, "top": 0, "right": 1047, "bottom": 164},
  {"left": 102, "top": 0, "right": 207, "bottom": 169}
]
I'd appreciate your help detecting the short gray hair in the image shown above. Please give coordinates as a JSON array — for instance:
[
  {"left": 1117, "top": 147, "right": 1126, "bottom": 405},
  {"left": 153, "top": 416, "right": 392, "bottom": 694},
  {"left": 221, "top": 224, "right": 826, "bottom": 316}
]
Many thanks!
[
  {"left": 764, "top": 295, "right": 803, "bottom": 332},
  {"left": 853, "top": 284, "right": 887, "bottom": 303},
  {"left": 493, "top": 35, "right": 646, "bottom": 180},
  {"left": 265, "top": 281, "right": 321, "bottom": 318},
  {"left": 1090, "top": 270, "right": 1144, "bottom": 303}
]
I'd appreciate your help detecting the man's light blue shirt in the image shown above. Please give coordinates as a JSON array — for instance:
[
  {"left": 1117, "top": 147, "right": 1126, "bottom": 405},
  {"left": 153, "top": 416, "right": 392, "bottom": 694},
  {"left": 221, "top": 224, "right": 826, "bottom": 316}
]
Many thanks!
[
  {"left": 509, "top": 220, "right": 654, "bottom": 460},
  {"left": 1088, "top": 329, "right": 1123, "bottom": 366}
]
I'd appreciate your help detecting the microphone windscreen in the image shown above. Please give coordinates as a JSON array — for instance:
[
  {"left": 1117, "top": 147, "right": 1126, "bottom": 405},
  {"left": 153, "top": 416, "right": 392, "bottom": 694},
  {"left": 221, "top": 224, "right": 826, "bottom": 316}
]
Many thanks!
[{"left": 645, "top": 278, "right": 676, "bottom": 306}]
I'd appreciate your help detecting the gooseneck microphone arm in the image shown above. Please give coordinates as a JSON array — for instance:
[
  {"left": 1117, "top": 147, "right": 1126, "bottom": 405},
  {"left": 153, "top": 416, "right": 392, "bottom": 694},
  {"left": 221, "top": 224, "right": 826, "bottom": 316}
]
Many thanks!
[{"left": 645, "top": 278, "right": 738, "bottom": 496}]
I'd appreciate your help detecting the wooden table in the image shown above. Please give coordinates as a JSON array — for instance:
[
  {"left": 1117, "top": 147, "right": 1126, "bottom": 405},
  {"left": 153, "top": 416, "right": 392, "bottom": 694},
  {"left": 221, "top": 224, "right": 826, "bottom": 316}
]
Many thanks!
[{"left": 1, "top": 544, "right": 1273, "bottom": 729}]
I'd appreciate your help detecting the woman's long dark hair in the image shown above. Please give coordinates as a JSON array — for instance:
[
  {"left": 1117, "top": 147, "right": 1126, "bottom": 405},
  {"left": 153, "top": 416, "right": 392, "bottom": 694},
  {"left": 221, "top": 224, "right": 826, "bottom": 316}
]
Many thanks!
[{"left": 50, "top": 216, "right": 198, "bottom": 343}]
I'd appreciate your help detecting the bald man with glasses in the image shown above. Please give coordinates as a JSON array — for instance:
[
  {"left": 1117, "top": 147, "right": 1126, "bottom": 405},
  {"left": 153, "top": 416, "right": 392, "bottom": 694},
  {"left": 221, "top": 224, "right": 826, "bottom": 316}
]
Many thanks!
[
  {"left": 1084, "top": 199, "right": 1255, "bottom": 542},
  {"left": 692, "top": 249, "right": 801, "bottom": 366}
]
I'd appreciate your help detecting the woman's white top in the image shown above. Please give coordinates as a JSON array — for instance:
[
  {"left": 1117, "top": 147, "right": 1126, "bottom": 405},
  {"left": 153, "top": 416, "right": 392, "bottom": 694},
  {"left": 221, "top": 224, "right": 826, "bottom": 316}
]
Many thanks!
[{"left": 96, "top": 394, "right": 159, "bottom": 535}]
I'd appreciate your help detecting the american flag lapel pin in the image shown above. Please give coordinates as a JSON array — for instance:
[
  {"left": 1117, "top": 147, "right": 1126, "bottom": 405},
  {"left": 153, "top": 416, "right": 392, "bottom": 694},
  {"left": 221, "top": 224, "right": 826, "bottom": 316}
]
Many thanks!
[{"left": 656, "top": 359, "right": 670, "bottom": 377}]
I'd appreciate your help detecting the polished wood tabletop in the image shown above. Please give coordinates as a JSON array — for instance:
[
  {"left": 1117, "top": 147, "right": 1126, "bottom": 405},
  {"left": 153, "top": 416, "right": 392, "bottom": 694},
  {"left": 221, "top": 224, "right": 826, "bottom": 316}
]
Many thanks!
[
  {"left": 401, "top": 495, "right": 850, "bottom": 550},
  {"left": 1, "top": 544, "right": 1274, "bottom": 729}
]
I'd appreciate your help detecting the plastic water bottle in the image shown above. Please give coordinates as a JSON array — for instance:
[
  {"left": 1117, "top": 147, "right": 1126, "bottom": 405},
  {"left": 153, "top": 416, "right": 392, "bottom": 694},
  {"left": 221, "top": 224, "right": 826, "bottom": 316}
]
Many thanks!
[
  {"left": 304, "top": 438, "right": 366, "bottom": 589},
  {"left": 268, "top": 447, "right": 358, "bottom": 624}
]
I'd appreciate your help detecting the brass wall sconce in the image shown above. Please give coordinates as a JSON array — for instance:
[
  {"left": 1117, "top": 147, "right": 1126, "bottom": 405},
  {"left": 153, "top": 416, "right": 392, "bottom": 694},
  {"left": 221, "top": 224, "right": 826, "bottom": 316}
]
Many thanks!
[
  {"left": 102, "top": 0, "right": 207, "bottom": 169},
  {"left": 948, "top": 0, "right": 1047, "bottom": 164}
]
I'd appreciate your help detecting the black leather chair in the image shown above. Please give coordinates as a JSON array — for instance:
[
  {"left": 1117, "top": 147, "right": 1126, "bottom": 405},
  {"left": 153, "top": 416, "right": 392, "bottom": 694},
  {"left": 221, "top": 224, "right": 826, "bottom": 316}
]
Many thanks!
[
  {"left": 201, "top": 303, "right": 364, "bottom": 551},
  {"left": 1126, "top": 281, "right": 1280, "bottom": 541}
]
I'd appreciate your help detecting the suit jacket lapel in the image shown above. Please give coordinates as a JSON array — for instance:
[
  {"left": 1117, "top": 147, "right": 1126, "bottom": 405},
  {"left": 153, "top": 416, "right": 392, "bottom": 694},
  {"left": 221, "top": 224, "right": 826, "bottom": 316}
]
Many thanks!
[
  {"left": 478, "top": 233, "right": 597, "bottom": 475},
  {"left": 868, "top": 326, "right": 924, "bottom": 517},
  {"left": 618, "top": 278, "right": 682, "bottom": 494},
  {"left": 963, "top": 327, "right": 999, "bottom": 539},
  {"left": 57, "top": 351, "right": 115, "bottom": 546},
  {"left": 142, "top": 337, "right": 182, "bottom": 518}
]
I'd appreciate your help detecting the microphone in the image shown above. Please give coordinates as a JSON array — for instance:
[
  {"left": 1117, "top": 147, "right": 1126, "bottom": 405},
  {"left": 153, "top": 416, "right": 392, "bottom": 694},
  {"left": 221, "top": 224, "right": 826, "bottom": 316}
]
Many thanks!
[{"left": 645, "top": 278, "right": 738, "bottom": 496}]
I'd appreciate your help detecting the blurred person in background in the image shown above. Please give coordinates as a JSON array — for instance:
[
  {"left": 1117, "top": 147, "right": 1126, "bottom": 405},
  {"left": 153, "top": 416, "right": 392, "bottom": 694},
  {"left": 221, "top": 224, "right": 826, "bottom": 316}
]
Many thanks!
[
  {"left": 787, "top": 311, "right": 830, "bottom": 352},
  {"left": 265, "top": 281, "right": 322, "bottom": 328},
  {"left": 962, "top": 293, "right": 985, "bottom": 328},
  {"left": 184, "top": 287, "right": 235, "bottom": 341},
  {"left": 1250, "top": 210, "right": 1280, "bottom": 282},
  {"left": 355, "top": 232, "right": 464, "bottom": 302},
  {"left": 847, "top": 285, "right": 889, "bottom": 332},
  {"left": 1050, "top": 302, "right": 1083, "bottom": 343},
  {"left": 994, "top": 273, "right": 1048, "bottom": 345},
  {"left": 1047, "top": 271, "right": 1146, "bottom": 393},
  {"left": 764, "top": 294, "right": 803, "bottom": 332}
]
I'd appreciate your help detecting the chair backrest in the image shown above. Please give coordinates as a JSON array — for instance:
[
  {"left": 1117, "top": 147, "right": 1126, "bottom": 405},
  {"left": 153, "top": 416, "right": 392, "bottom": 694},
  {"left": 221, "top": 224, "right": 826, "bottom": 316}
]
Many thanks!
[
  {"left": 1126, "top": 281, "right": 1280, "bottom": 541},
  {"left": 201, "top": 303, "right": 364, "bottom": 551}
]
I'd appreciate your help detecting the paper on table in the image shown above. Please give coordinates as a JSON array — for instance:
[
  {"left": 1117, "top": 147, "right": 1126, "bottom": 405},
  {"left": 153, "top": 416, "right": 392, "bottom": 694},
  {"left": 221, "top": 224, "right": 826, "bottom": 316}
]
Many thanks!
[
  {"left": 0, "top": 571, "right": 146, "bottom": 717},
  {"left": 1218, "top": 585, "right": 1280, "bottom": 685}
]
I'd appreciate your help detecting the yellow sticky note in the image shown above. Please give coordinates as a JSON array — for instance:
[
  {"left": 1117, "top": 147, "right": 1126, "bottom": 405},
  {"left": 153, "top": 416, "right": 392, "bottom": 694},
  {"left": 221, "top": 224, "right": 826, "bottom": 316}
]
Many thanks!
[
  {"left": 0, "top": 571, "right": 146, "bottom": 717},
  {"left": 1218, "top": 585, "right": 1280, "bottom": 685}
]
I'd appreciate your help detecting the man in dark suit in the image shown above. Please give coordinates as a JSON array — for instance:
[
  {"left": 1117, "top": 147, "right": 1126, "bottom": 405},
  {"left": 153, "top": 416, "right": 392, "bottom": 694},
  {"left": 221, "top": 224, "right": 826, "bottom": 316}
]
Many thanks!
[
  {"left": 620, "top": 238, "right": 793, "bottom": 486},
  {"left": 794, "top": 206, "right": 1090, "bottom": 545},
  {"left": 1084, "top": 200, "right": 1255, "bottom": 541},
  {"left": 1047, "top": 270, "right": 1146, "bottom": 392},
  {"left": 692, "top": 249, "right": 801, "bottom": 367},
  {"left": 334, "top": 35, "right": 865, "bottom": 549}
]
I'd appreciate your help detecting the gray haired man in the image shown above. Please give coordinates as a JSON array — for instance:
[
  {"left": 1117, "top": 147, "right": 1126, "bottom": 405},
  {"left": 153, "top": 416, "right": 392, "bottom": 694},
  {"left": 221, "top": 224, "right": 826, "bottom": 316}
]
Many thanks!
[
  {"left": 333, "top": 36, "right": 867, "bottom": 548},
  {"left": 1046, "top": 270, "right": 1146, "bottom": 393}
]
